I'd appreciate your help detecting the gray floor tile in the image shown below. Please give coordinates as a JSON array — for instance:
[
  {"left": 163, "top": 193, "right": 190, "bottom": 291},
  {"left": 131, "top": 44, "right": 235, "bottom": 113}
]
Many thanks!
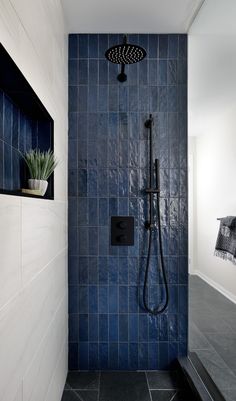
[
  {"left": 221, "top": 389, "right": 236, "bottom": 401},
  {"left": 61, "top": 391, "right": 80, "bottom": 401},
  {"left": 66, "top": 372, "right": 99, "bottom": 390},
  {"left": 146, "top": 371, "right": 180, "bottom": 390},
  {"left": 76, "top": 391, "right": 98, "bottom": 401},
  {"left": 189, "top": 322, "right": 211, "bottom": 350},
  {"left": 150, "top": 390, "right": 176, "bottom": 401},
  {"left": 100, "top": 372, "right": 151, "bottom": 401}
]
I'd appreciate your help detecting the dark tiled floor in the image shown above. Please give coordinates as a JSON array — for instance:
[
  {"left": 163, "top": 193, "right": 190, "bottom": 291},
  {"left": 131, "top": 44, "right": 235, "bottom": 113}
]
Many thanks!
[
  {"left": 189, "top": 275, "right": 236, "bottom": 400},
  {"left": 62, "top": 370, "right": 194, "bottom": 401}
]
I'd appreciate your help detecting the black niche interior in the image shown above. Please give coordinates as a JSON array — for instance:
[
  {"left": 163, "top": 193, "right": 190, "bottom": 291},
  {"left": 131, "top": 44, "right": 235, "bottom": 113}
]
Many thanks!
[{"left": 0, "top": 43, "right": 54, "bottom": 199}]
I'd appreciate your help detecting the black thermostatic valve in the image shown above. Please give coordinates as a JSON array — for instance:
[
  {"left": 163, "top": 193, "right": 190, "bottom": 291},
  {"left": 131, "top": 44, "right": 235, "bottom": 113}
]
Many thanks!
[{"left": 111, "top": 216, "right": 134, "bottom": 246}]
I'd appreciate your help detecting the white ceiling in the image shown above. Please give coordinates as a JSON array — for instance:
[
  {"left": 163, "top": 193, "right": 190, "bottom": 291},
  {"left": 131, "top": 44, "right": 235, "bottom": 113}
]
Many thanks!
[{"left": 61, "top": 0, "right": 205, "bottom": 34}]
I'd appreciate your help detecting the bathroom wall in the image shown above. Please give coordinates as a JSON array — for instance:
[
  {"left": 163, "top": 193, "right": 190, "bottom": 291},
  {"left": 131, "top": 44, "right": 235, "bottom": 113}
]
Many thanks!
[
  {"left": 68, "top": 33, "right": 188, "bottom": 370},
  {"left": 189, "top": 0, "right": 236, "bottom": 301},
  {"left": 0, "top": 1, "right": 68, "bottom": 400}
]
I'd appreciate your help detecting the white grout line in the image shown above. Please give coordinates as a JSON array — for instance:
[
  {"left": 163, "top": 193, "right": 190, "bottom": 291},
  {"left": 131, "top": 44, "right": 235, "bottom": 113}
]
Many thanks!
[{"left": 144, "top": 371, "right": 153, "bottom": 401}]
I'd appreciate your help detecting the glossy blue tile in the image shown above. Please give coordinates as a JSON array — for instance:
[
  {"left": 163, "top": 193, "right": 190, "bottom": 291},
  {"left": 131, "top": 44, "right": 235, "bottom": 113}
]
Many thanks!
[
  {"left": 78, "top": 86, "right": 88, "bottom": 112},
  {"left": 98, "top": 85, "right": 108, "bottom": 112},
  {"left": 179, "top": 35, "right": 187, "bottom": 58},
  {"left": 139, "top": 343, "right": 148, "bottom": 369},
  {"left": 89, "top": 227, "right": 98, "bottom": 255},
  {"left": 89, "top": 343, "right": 99, "bottom": 370},
  {"left": 129, "top": 314, "right": 138, "bottom": 342},
  {"left": 168, "top": 35, "right": 178, "bottom": 58},
  {"left": 129, "top": 86, "right": 138, "bottom": 111},
  {"left": 88, "top": 85, "right": 98, "bottom": 112},
  {"left": 109, "top": 314, "right": 118, "bottom": 341},
  {"left": 119, "top": 257, "right": 128, "bottom": 284},
  {"left": 99, "top": 343, "right": 109, "bottom": 369},
  {"left": 99, "top": 34, "right": 108, "bottom": 58},
  {"left": 99, "top": 198, "right": 108, "bottom": 225},
  {"left": 119, "top": 113, "right": 128, "bottom": 140},
  {"left": 78, "top": 60, "right": 88, "bottom": 84},
  {"left": 98, "top": 138, "right": 108, "bottom": 167},
  {"left": 149, "top": 34, "right": 158, "bottom": 58},
  {"left": 78, "top": 226, "right": 88, "bottom": 255},
  {"left": 79, "top": 34, "right": 88, "bottom": 58},
  {"left": 79, "top": 257, "right": 89, "bottom": 284},
  {"left": 99, "top": 314, "right": 108, "bottom": 341},
  {"left": 129, "top": 286, "right": 138, "bottom": 313},
  {"left": 88, "top": 168, "right": 97, "bottom": 196},
  {"left": 119, "top": 86, "right": 128, "bottom": 112},
  {"left": 89, "top": 257, "right": 98, "bottom": 284},
  {"left": 69, "top": 285, "right": 78, "bottom": 314},
  {"left": 69, "top": 34, "right": 78, "bottom": 59},
  {"left": 89, "top": 286, "right": 98, "bottom": 313},
  {"left": 79, "top": 342, "right": 88, "bottom": 370},
  {"left": 109, "top": 257, "right": 119, "bottom": 284},
  {"left": 79, "top": 314, "right": 88, "bottom": 341},
  {"left": 99, "top": 226, "right": 108, "bottom": 255},
  {"left": 99, "top": 257, "right": 108, "bottom": 284},
  {"left": 119, "top": 343, "right": 128, "bottom": 369},
  {"left": 99, "top": 286, "right": 108, "bottom": 313},
  {"left": 149, "top": 343, "right": 158, "bottom": 369},
  {"left": 129, "top": 343, "right": 139, "bottom": 370},
  {"left": 69, "top": 313, "right": 79, "bottom": 342},
  {"left": 159, "top": 342, "right": 169, "bottom": 370},
  {"left": 89, "top": 34, "right": 98, "bottom": 57},
  {"left": 69, "top": 343, "right": 79, "bottom": 370},
  {"left": 159, "top": 35, "right": 168, "bottom": 58},
  {"left": 109, "top": 285, "right": 118, "bottom": 313},
  {"left": 139, "top": 314, "right": 148, "bottom": 341},
  {"left": 89, "top": 314, "right": 98, "bottom": 342},
  {"left": 99, "top": 60, "right": 108, "bottom": 84},
  {"left": 109, "top": 343, "right": 119, "bottom": 369},
  {"left": 169, "top": 314, "right": 178, "bottom": 341},
  {"left": 88, "top": 141, "right": 97, "bottom": 168},
  {"left": 109, "top": 85, "right": 118, "bottom": 112},
  {"left": 119, "top": 286, "right": 128, "bottom": 313},
  {"left": 79, "top": 286, "right": 89, "bottom": 313}
]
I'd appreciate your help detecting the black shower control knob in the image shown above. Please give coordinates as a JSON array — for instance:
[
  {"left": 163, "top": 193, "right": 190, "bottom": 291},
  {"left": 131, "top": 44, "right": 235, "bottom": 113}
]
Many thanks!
[
  {"left": 117, "top": 234, "right": 127, "bottom": 243},
  {"left": 118, "top": 221, "right": 127, "bottom": 230}
]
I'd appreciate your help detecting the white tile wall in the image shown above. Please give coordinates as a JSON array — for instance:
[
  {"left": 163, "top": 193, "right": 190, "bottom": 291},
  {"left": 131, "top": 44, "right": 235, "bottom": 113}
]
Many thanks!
[{"left": 0, "top": 1, "right": 68, "bottom": 400}]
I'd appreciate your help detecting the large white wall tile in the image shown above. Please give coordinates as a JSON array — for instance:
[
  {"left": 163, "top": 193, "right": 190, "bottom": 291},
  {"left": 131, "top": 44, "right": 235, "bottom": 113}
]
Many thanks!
[{"left": 0, "top": 196, "right": 21, "bottom": 309}]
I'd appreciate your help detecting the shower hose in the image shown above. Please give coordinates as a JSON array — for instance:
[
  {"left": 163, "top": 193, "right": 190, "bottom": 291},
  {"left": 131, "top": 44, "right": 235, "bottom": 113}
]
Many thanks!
[{"left": 143, "top": 164, "right": 169, "bottom": 315}]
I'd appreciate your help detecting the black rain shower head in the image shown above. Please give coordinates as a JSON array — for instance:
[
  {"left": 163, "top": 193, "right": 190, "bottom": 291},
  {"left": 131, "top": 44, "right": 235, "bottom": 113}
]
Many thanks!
[{"left": 105, "top": 35, "right": 146, "bottom": 82}]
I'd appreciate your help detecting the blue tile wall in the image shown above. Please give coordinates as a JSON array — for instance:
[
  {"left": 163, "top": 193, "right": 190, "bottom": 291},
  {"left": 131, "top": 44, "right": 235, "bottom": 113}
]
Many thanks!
[
  {"left": 68, "top": 34, "right": 188, "bottom": 370},
  {"left": 0, "top": 89, "right": 52, "bottom": 192}
]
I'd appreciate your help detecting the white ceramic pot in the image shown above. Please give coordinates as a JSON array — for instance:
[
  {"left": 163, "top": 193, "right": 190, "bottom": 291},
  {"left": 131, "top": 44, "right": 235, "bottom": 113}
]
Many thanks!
[{"left": 28, "top": 179, "right": 48, "bottom": 196}]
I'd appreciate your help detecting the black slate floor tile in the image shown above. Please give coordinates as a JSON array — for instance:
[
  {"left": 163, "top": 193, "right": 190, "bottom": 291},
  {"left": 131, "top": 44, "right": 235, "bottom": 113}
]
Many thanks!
[
  {"left": 150, "top": 390, "right": 176, "bottom": 401},
  {"left": 146, "top": 371, "right": 180, "bottom": 390},
  {"left": 61, "top": 390, "right": 80, "bottom": 401},
  {"left": 76, "top": 390, "right": 98, "bottom": 401},
  {"left": 100, "top": 372, "right": 151, "bottom": 401},
  {"left": 66, "top": 372, "right": 99, "bottom": 390}
]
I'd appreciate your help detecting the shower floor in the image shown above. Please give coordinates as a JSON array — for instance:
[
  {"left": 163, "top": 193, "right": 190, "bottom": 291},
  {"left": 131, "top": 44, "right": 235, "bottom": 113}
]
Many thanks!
[
  {"left": 189, "top": 275, "right": 236, "bottom": 401},
  {"left": 61, "top": 370, "right": 195, "bottom": 401}
]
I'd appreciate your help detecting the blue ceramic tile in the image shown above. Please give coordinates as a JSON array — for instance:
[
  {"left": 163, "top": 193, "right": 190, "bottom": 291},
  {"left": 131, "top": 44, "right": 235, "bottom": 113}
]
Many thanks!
[
  {"left": 108, "top": 85, "right": 118, "bottom": 111},
  {"left": 88, "top": 169, "right": 97, "bottom": 196},
  {"left": 149, "top": 34, "right": 158, "bottom": 58},
  {"left": 119, "top": 113, "right": 128, "bottom": 140},
  {"left": 149, "top": 343, "right": 158, "bottom": 369},
  {"left": 69, "top": 285, "right": 78, "bottom": 314},
  {"left": 89, "top": 60, "right": 98, "bottom": 84},
  {"left": 79, "top": 257, "right": 89, "bottom": 284},
  {"left": 169, "top": 285, "right": 179, "bottom": 313},
  {"left": 159, "top": 35, "right": 168, "bottom": 58},
  {"left": 68, "top": 256, "right": 78, "bottom": 285},
  {"left": 87, "top": 113, "right": 97, "bottom": 141},
  {"left": 139, "top": 314, "right": 148, "bottom": 341},
  {"left": 78, "top": 86, "right": 88, "bottom": 112},
  {"left": 139, "top": 86, "right": 149, "bottom": 112},
  {"left": 69, "top": 34, "right": 78, "bottom": 59},
  {"left": 88, "top": 197, "right": 98, "bottom": 225},
  {"left": 109, "top": 285, "right": 118, "bottom": 313},
  {"left": 69, "top": 139, "right": 78, "bottom": 169},
  {"left": 79, "top": 314, "right": 88, "bottom": 341},
  {"left": 99, "top": 314, "right": 108, "bottom": 341},
  {"left": 109, "top": 257, "right": 119, "bottom": 284},
  {"left": 99, "top": 226, "right": 108, "bottom": 255},
  {"left": 4, "top": 95, "right": 12, "bottom": 145},
  {"left": 98, "top": 86, "right": 108, "bottom": 112},
  {"left": 89, "top": 257, "right": 98, "bottom": 284},
  {"left": 139, "top": 60, "right": 148, "bottom": 85},
  {"left": 108, "top": 112, "right": 119, "bottom": 137},
  {"left": 119, "top": 286, "right": 128, "bottom": 313},
  {"left": 69, "top": 59, "right": 78, "bottom": 85},
  {"left": 159, "top": 87, "right": 167, "bottom": 112},
  {"left": 109, "top": 343, "right": 118, "bottom": 369},
  {"left": 119, "top": 257, "right": 128, "bottom": 284},
  {"left": 139, "top": 343, "right": 148, "bottom": 369},
  {"left": 68, "top": 226, "right": 78, "bottom": 255},
  {"left": 99, "top": 257, "right": 108, "bottom": 284},
  {"left": 119, "top": 86, "right": 128, "bottom": 112},
  {"left": 99, "top": 60, "right": 108, "bottom": 84},
  {"left": 79, "top": 34, "right": 88, "bottom": 58},
  {"left": 89, "top": 227, "right": 98, "bottom": 255},
  {"left": 119, "top": 343, "right": 128, "bottom": 369},
  {"left": 89, "top": 286, "right": 98, "bottom": 313},
  {"left": 89, "top": 343, "right": 99, "bottom": 370},
  {"left": 129, "top": 86, "right": 138, "bottom": 111},
  {"left": 69, "top": 86, "right": 78, "bottom": 112},
  {"left": 79, "top": 342, "right": 88, "bottom": 370},
  {"left": 109, "top": 314, "right": 118, "bottom": 341},
  {"left": 169, "top": 314, "right": 178, "bottom": 341},
  {"left": 168, "top": 60, "right": 177, "bottom": 84},
  {"left": 79, "top": 286, "right": 89, "bottom": 313},
  {"left": 4, "top": 143, "right": 12, "bottom": 189},
  {"left": 168, "top": 35, "right": 178, "bottom": 58},
  {"left": 129, "top": 286, "right": 139, "bottom": 313},
  {"left": 168, "top": 257, "right": 179, "bottom": 284},
  {"left": 99, "top": 343, "right": 109, "bottom": 369},
  {"left": 89, "top": 34, "right": 98, "bottom": 58},
  {"left": 159, "top": 342, "right": 169, "bottom": 370},
  {"left": 78, "top": 60, "right": 88, "bottom": 84},
  {"left": 98, "top": 138, "right": 108, "bottom": 167},
  {"left": 99, "top": 198, "right": 108, "bottom": 225},
  {"left": 78, "top": 226, "right": 88, "bottom": 255},
  {"left": 88, "top": 86, "right": 98, "bottom": 112},
  {"left": 119, "top": 314, "right": 128, "bottom": 342},
  {"left": 69, "top": 315, "right": 79, "bottom": 345},
  {"left": 179, "top": 35, "right": 187, "bottom": 58},
  {"left": 99, "top": 286, "right": 108, "bottom": 313},
  {"left": 99, "top": 34, "right": 108, "bottom": 58},
  {"left": 98, "top": 170, "right": 108, "bottom": 196},
  {"left": 129, "top": 343, "right": 139, "bottom": 370},
  {"left": 129, "top": 314, "right": 139, "bottom": 342},
  {"left": 69, "top": 343, "right": 79, "bottom": 370}
]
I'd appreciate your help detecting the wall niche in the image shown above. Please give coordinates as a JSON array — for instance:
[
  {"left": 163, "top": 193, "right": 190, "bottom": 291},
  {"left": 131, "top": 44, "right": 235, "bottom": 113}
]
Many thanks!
[{"left": 0, "top": 43, "right": 54, "bottom": 199}]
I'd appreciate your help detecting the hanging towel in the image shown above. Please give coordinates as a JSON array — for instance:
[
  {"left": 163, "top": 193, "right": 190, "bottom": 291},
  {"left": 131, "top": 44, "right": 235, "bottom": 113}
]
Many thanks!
[{"left": 214, "top": 216, "right": 236, "bottom": 264}]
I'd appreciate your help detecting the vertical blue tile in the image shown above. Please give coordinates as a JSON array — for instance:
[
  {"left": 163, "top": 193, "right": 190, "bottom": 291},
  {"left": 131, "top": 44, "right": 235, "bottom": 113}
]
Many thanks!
[
  {"left": 89, "top": 286, "right": 98, "bottom": 313},
  {"left": 79, "top": 34, "right": 88, "bottom": 58},
  {"left": 139, "top": 343, "right": 148, "bottom": 370},
  {"left": 99, "top": 198, "right": 108, "bottom": 225},
  {"left": 159, "top": 342, "right": 169, "bottom": 370},
  {"left": 78, "top": 60, "right": 88, "bottom": 84},
  {"left": 89, "top": 34, "right": 98, "bottom": 57},
  {"left": 99, "top": 343, "right": 108, "bottom": 370},
  {"left": 139, "top": 314, "right": 148, "bottom": 341},
  {"left": 159, "top": 35, "right": 168, "bottom": 58},
  {"left": 119, "top": 314, "right": 128, "bottom": 341},
  {"left": 89, "top": 227, "right": 98, "bottom": 255},
  {"left": 99, "top": 256, "right": 108, "bottom": 284},
  {"left": 69, "top": 343, "right": 79, "bottom": 370},
  {"left": 88, "top": 257, "right": 98, "bottom": 284},
  {"left": 99, "top": 314, "right": 108, "bottom": 341},
  {"left": 79, "top": 257, "right": 89, "bottom": 284},
  {"left": 78, "top": 86, "right": 88, "bottom": 112},
  {"left": 69, "top": 60, "right": 78, "bottom": 85},
  {"left": 79, "top": 342, "right": 88, "bottom": 370},
  {"left": 129, "top": 343, "right": 139, "bottom": 370},
  {"left": 149, "top": 34, "right": 158, "bottom": 58},
  {"left": 79, "top": 314, "right": 88, "bottom": 341},
  {"left": 119, "top": 286, "right": 128, "bottom": 313},
  {"left": 119, "top": 343, "right": 128, "bottom": 370},
  {"left": 89, "top": 314, "right": 98, "bottom": 341},
  {"left": 89, "top": 343, "right": 99, "bottom": 370},
  {"left": 109, "top": 343, "right": 118, "bottom": 369},
  {"left": 69, "top": 34, "right": 78, "bottom": 59},
  {"left": 79, "top": 286, "right": 88, "bottom": 313},
  {"left": 99, "top": 285, "right": 108, "bottom": 313},
  {"left": 149, "top": 343, "right": 158, "bottom": 369},
  {"left": 129, "top": 314, "right": 138, "bottom": 342},
  {"left": 109, "top": 314, "right": 118, "bottom": 341},
  {"left": 168, "top": 35, "right": 178, "bottom": 58},
  {"left": 109, "top": 285, "right": 118, "bottom": 313}
]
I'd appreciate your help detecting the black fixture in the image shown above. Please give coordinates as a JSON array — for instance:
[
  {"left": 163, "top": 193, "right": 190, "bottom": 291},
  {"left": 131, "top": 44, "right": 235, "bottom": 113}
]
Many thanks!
[
  {"left": 143, "top": 114, "right": 169, "bottom": 315},
  {"left": 105, "top": 35, "right": 146, "bottom": 82},
  {"left": 111, "top": 216, "right": 134, "bottom": 246}
]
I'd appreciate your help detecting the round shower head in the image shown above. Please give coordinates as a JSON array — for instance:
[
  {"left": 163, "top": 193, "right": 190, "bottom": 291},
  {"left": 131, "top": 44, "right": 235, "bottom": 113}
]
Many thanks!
[{"left": 105, "top": 35, "right": 146, "bottom": 82}]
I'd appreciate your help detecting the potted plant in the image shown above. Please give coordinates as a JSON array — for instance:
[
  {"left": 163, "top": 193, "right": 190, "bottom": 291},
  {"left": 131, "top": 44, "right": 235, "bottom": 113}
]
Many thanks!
[{"left": 23, "top": 149, "right": 58, "bottom": 196}]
